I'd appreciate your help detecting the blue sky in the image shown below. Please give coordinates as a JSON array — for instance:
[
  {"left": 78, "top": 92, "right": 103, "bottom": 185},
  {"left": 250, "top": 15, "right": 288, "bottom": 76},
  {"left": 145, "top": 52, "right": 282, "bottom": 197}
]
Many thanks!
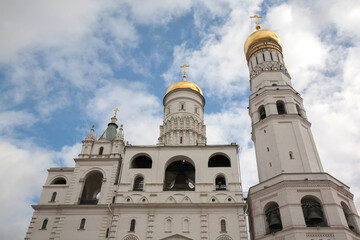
[{"left": 1, "top": 0, "right": 360, "bottom": 239}]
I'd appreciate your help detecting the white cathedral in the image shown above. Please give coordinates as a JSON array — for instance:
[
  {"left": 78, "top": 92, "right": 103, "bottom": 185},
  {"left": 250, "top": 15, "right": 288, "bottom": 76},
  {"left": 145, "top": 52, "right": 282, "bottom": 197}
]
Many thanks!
[{"left": 25, "top": 19, "right": 360, "bottom": 240}]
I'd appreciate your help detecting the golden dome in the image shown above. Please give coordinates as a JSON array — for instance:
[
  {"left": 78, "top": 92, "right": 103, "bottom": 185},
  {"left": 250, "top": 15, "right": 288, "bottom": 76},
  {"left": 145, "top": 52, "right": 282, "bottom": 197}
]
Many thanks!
[
  {"left": 166, "top": 80, "right": 203, "bottom": 96},
  {"left": 244, "top": 29, "right": 282, "bottom": 55}
]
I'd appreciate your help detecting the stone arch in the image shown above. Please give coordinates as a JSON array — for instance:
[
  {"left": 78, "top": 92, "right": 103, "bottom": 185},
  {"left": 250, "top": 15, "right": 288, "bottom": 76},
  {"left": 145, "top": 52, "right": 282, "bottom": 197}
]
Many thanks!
[
  {"left": 164, "top": 156, "right": 195, "bottom": 191},
  {"left": 181, "top": 196, "right": 192, "bottom": 203},
  {"left": 276, "top": 100, "right": 286, "bottom": 114},
  {"left": 124, "top": 196, "right": 133, "bottom": 203},
  {"left": 263, "top": 201, "right": 282, "bottom": 234},
  {"left": 133, "top": 174, "right": 145, "bottom": 191},
  {"left": 208, "top": 153, "right": 231, "bottom": 167},
  {"left": 216, "top": 235, "right": 233, "bottom": 240},
  {"left": 122, "top": 234, "right": 139, "bottom": 240},
  {"left": 301, "top": 195, "right": 328, "bottom": 227},
  {"left": 138, "top": 196, "right": 148, "bottom": 203},
  {"left": 224, "top": 196, "right": 235, "bottom": 203},
  {"left": 50, "top": 176, "right": 68, "bottom": 185},
  {"left": 166, "top": 196, "right": 177, "bottom": 203},
  {"left": 80, "top": 170, "right": 104, "bottom": 205},
  {"left": 209, "top": 196, "right": 220, "bottom": 203},
  {"left": 214, "top": 173, "right": 227, "bottom": 190},
  {"left": 341, "top": 201, "right": 357, "bottom": 232},
  {"left": 130, "top": 153, "right": 152, "bottom": 168}
]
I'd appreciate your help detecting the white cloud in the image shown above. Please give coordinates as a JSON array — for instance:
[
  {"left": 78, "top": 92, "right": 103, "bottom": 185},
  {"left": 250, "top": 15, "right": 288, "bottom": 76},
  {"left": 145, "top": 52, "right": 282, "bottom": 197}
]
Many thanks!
[
  {"left": 0, "top": 140, "right": 53, "bottom": 239},
  {"left": 0, "top": 110, "right": 37, "bottom": 133},
  {"left": 86, "top": 80, "right": 163, "bottom": 145}
]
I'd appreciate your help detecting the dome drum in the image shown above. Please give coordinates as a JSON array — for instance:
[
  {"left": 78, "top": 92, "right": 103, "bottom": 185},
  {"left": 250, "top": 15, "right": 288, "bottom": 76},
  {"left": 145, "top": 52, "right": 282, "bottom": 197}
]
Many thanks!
[{"left": 246, "top": 41, "right": 282, "bottom": 62}]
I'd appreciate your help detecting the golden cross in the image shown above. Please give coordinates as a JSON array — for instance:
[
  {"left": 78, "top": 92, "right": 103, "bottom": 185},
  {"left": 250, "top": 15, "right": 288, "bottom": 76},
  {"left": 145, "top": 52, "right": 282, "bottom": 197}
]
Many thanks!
[
  {"left": 180, "top": 64, "right": 190, "bottom": 81},
  {"left": 250, "top": 14, "right": 262, "bottom": 30},
  {"left": 114, "top": 108, "right": 119, "bottom": 118}
]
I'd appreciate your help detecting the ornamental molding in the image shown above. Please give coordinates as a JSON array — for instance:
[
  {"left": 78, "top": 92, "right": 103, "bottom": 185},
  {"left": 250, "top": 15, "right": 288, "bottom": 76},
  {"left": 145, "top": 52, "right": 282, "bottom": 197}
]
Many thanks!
[
  {"left": 249, "top": 179, "right": 353, "bottom": 200},
  {"left": 306, "top": 233, "right": 335, "bottom": 237},
  {"left": 250, "top": 60, "right": 290, "bottom": 79}
]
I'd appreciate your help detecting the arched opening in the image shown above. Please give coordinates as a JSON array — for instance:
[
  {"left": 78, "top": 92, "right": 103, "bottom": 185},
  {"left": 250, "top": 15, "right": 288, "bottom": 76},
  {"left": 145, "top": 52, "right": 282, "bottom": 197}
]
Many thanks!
[
  {"left": 164, "top": 160, "right": 195, "bottom": 191},
  {"left": 215, "top": 176, "right": 226, "bottom": 191},
  {"left": 265, "top": 202, "right": 283, "bottom": 234},
  {"left": 289, "top": 151, "right": 294, "bottom": 159},
  {"left": 296, "top": 104, "right": 302, "bottom": 117},
  {"left": 133, "top": 176, "right": 144, "bottom": 191},
  {"left": 301, "top": 197, "right": 328, "bottom": 227},
  {"left": 50, "top": 192, "right": 57, "bottom": 202},
  {"left": 165, "top": 218, "right": 172, "bottom": 232},
  {"left": 276, "top": 101, "right": 286, "bottom": 114},
  {"left": 51, "top": 177, "right": 67, "bottom": 185},
  {"left": 208, "top": 154, "right": 231, "bottom": 167},
  {"left": 99, "top": 147, "right": 104, "bottom": 155},
  {"left": 130, "top": 219, "right": 136, "bottom": 232},
  {"left": 80, "top": 171, "right": 103, "bottom": 205},
  {"left": 183, "top": 219, "right": 189, "bottom": 232},
  {"left": 79, "top": 218, "right": 86, "bottom": 230},
  {"left": 41, "top": 219, "right": 48, "bottom": 229},
  {"left": 131, "top": 155, "right": 152, "bottom": 168},
  {"left": 258, "top": 105, "right": 266, "bottom": 120},
  {"left": 220, "top": 219, "right": 226, "bottom": 233},
  {"left": 341, "top": 202, "right": 357, "bottom": 232}
]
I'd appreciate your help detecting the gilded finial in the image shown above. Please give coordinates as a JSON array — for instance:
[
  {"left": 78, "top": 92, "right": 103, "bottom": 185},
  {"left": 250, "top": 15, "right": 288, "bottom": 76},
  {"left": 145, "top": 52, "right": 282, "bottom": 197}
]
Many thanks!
[
  {"left": 180, "top": 64, "right": 190, "bottom": 81},
  {"left": 92, "top": 124, "right": 95, "bottom": 128},
  {"left": 114, "top": 108, "right": 119, "bottom": 118},
  {"left": 250, "top": 14, "right": 262, "bottom": 30}
]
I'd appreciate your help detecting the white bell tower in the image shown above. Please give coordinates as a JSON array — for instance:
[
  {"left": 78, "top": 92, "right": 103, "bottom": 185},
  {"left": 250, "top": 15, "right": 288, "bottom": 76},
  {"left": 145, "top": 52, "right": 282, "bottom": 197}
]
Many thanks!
[{"left": 246, "top": 15, "right": 360, "bottom": 240}]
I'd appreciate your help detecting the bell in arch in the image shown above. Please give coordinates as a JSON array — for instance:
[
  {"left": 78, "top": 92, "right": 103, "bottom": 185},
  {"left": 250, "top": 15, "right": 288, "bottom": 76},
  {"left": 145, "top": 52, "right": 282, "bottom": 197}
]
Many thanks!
[
  {"left": 267, "top": 211, "right": 282, "bottom": 231},
  {"left": 306, "top": 205, "right": 323, "bottom": 225},
  {"left": 172, "top": 173, "right": 191, "bottom": 190}
]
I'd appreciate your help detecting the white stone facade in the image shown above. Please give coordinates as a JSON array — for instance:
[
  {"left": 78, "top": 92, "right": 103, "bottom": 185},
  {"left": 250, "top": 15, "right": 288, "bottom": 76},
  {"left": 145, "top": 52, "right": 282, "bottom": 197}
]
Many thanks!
[
  {"left": 246, "top": 30, "right": 360, "bottom": 239},
  {"left": 25, "top": 84, "right": 247, "bottom": 240}
]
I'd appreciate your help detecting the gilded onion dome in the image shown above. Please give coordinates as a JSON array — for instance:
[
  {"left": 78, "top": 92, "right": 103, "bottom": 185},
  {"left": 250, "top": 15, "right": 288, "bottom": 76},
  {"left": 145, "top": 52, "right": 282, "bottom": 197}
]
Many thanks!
[
  {"left": 244, "top": 29, "right": 282, "bottom": 62},
  {"left": 166, "top": 80, "right": 203, "bottom": 96}
]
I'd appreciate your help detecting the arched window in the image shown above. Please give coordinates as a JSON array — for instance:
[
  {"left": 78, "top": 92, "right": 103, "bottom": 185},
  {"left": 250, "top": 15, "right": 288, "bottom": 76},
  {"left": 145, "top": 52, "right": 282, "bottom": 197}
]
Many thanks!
[
  {"left": 289, "top": 151, "right": 294, "bottom": 159},
  {"left": 41, "top": 219, "right": 48, "bottom": 229},
  {"left": 265, "top": 203, "right": 282, "bottom": 234},
  {"left": 99, "top": 147, "right": 104, "bottom": 155},
  {"left": 258, "top": 105, "right": 266, "bottom": 120},
  {"left": 180, "top": 136, "right": 183, "bottom": 144},
  {"left": 165, "top": 218, "right": 172, "bottom": 232},
  {"left": 79, "top": 218, "right": 86, "bottom": 230},
  {"left": 133, "top": 176, "right": 144, "bottom": 191},
  {"left": 80, "top": 171, "right": 103, "bottom": 205},
  {"left": 215, "top": 176, "right": 226, "bottom": 190},
  {"left": 164, "top": 160, "right": 195, "bottom": 191},
  {"left": 296, "top": 104, "right": 302, "bottom": 117},
  {"left": 276, "top": 101, "right": 286, "bottom": 114},
  {"left": 112, "top": 196, "right": 116, "bottom": 204},
  {"left": 50, "top": 192, "right": 57, "bottom": 202},
  {"left": 208, "top": 154, "right": 231, "bottom": 167},
  {"left": 131, "top": 155, "right": 152, "bottom": 168},
  {"left": 220, "top": 220, "right": 226, "bottom": 232},
  {"left": 106, "top": 228, "right": 109, "bottom": 238},
  {"left": 51, "top": 177, "right": 66, "bottom": 185},
  {"left": 183, "top": 219, "right": 189, "bottom": 232},
  {"left": 130, "top": 219, "right": 136, "bottom": 232},
  {"left": 301, "top": 197, "right": 327, "bottom": 227},
  {"left": 341, "top": 202, "right": 356, "bottom": 232}
]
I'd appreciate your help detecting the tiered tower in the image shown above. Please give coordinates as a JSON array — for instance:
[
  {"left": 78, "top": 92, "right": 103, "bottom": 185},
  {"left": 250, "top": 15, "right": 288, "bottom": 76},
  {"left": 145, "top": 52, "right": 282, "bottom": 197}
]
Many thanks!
[
  {"left": 246, "top": 15, "right": 360, "bottom": 240},
  {"left": 158, "top": 64, "right": 207, "bottom": 146}
]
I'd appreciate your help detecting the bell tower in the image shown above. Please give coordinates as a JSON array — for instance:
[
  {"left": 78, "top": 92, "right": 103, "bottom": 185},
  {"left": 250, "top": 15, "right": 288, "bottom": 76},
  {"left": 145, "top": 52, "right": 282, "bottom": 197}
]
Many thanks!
[{"left": 245, "top": 15, "right": 360, "bottom": 240}]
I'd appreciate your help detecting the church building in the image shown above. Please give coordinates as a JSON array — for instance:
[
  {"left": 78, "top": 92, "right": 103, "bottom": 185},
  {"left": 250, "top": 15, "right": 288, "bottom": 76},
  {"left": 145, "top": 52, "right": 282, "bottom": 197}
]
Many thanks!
[{"left": 25, "top": 17, "right": 360, "bottom": 240}]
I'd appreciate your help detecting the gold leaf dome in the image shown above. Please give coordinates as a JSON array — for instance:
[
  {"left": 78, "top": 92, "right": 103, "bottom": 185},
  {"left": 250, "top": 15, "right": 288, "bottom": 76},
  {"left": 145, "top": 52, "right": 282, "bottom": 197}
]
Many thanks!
[
  {"left": 244, "top": 29, "right": 282, "bottom": 55},
  {"left": 166, "top": 80, "right": 203, "bottom": 96}
]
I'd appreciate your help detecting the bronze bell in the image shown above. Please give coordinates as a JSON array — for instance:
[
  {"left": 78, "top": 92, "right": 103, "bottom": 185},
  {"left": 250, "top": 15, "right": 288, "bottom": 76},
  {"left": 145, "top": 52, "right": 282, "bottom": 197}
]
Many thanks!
[
  {"left": 306, "top": 206, "right": 323, "bottom": 224},
  {"left": 268, "top": 212, "right": 282, "bottom": 230},
  {"left": 172, "top": 173, "right": 191, "bottom": 190}
]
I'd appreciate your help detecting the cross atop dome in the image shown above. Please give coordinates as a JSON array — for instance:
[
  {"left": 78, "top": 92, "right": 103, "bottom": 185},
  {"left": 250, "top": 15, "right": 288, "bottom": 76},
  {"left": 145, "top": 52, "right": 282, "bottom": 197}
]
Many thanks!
[
  {"left": 250, "top": 14, "right": 262, "bottom": 30},
  {"left": 180, "top": 64, "right": 190, "bottom": 81}
]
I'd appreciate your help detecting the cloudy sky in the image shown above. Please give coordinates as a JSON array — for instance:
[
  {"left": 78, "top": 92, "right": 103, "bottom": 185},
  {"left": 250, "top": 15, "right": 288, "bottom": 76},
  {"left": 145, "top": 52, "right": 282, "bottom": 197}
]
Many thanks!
[{"left": 1, "top": 0, "right": 360, "bottom": 239}]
